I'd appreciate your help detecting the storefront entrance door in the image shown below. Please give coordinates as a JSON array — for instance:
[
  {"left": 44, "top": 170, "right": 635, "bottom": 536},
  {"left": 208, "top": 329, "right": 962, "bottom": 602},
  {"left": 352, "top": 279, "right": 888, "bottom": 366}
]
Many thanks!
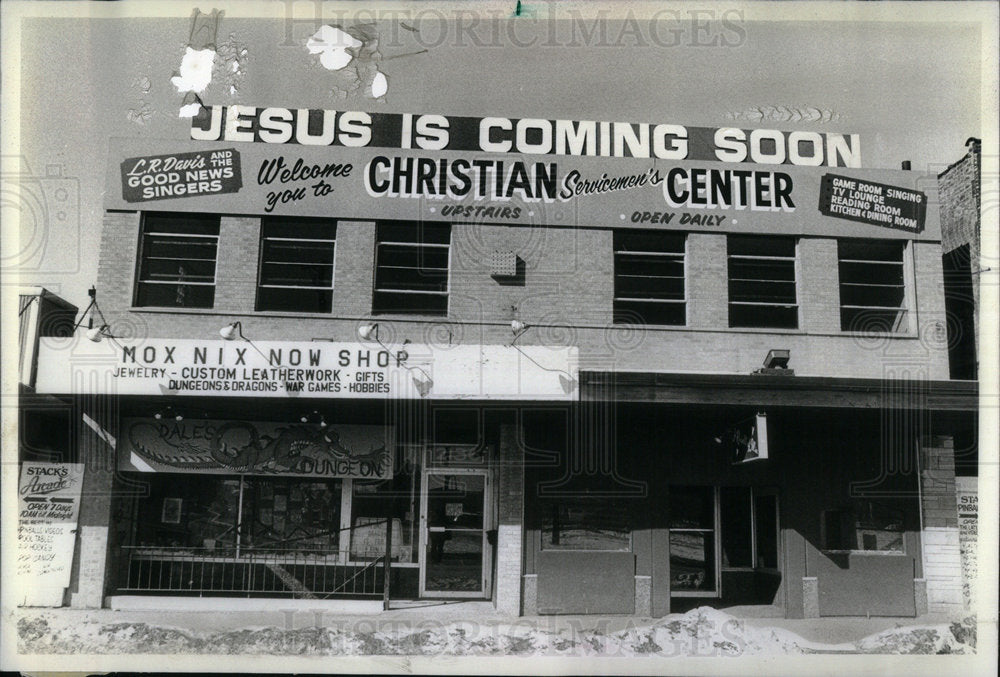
[{"left": 419, "top": 471, "right": 490, "bottom": 598}]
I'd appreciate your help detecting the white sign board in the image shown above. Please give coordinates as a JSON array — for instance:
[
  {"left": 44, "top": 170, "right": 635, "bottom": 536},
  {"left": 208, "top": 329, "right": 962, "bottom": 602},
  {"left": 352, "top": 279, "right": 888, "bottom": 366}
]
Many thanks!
[
  {"left": 16, "top": 463, "right": 85, "bottom": 607},
  {"left": 34, "top": 338, "right": 578, "bottom": 401}
]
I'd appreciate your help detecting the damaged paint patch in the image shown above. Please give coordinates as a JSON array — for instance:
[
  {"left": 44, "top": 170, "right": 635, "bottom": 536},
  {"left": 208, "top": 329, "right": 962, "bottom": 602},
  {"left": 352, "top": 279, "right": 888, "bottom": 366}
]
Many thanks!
[
  {"left": 216, "top": 33, "right": 250, "bottom": 97},
  {"left": 171, "top": 47, "right": 217, "bottom": 94},
  {"left": 371, "top": 70, "right": 388, "bottom": 98},
  {"left": 172, "top": 8, "right": 223, "bottom": 116},
  {"left": 726, "top": 106, "right": 842, "bottom": 124},
  {"left": 126, "top": 76, "right": 153, "bottom": 124},
  {"left": 307, "top": 25, "right": 362, "bottom": 71}
]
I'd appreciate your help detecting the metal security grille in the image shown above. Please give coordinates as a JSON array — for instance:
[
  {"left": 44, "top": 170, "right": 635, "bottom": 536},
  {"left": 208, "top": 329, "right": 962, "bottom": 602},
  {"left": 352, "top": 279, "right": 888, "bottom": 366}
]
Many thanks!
[
  {"left": 613, "top": 230, "right": 686, "bottom": 325},
  {"left": 373, "top": 222, "right": 450, "bottom": 316},
  {"left": 119, "top": 545, "right": 387, "bottom": 598},
  {"left": 135, "top": 212, "right": 219, "bottom": 308},
  {"left": 838, "top": 239, "right": 908, "bottom": 333},
  {"left": 727, "top": 235, "right": 798, "bottom": 329},
  {"left": 256, "top": 217, "right": 337, "bottom": 312}
]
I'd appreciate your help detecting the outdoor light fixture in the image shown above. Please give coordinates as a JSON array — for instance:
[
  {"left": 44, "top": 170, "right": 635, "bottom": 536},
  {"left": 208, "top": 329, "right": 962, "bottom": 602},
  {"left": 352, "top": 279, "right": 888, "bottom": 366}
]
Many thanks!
[
  {"left": 558, "top": 373, "right": 578, "bottom": 395},
  {"left": 763, "top": 349, "right": 790, "bottom": 370},
  {"left": 219, "top": 321, "right": 246, "bottom": 340},
  {"left": 412, "top": 373, "right": 433, "bottom": 398},
  {"left": 85, "top": 324, "right": 111, "bottom": 343},
  {"left": 358, "top": 323, "right": 379, "bottom": 340},
  {"left": 72, "top": 286, "right": 117, "bottom": 344}
]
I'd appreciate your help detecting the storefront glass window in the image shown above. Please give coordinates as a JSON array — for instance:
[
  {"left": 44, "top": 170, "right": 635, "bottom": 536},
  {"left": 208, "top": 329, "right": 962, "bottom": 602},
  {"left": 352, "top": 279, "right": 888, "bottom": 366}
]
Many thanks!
[
  {"left": 243, "top": 478, "right": 341, "bottom": 553},
  {"left": 540, "top": 497, "right": 631, "bottom": 551},
  {"left": 720, "top": 487, "right": 780, "bottom": 569},
  {"left": 669, "top": 486, "right": 717, "bottom": 593},
  {"left": 720, "top": 487, "right": 752, "bottom": 568},
  {"left": 135, "top": 212, "right": 219, "bottom": 308},
  {"left": 134, "top": 475, "right": 241, "bottom": 552},
  {"left": 349, "top": 447, "right": 420, "bottom": 562}
]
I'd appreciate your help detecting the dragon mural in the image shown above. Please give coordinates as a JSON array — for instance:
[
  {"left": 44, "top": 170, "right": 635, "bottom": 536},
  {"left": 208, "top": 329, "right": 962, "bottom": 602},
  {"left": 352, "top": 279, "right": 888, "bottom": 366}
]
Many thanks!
[{"left": 126, "top": 419, "right": 393, "bottom": 478}]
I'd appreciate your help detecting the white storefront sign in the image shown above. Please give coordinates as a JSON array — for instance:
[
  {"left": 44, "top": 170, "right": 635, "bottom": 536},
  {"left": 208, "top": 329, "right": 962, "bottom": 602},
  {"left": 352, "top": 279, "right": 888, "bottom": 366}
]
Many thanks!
[{"left": 34, "top": 338, "right": 579, "bottom": 400}]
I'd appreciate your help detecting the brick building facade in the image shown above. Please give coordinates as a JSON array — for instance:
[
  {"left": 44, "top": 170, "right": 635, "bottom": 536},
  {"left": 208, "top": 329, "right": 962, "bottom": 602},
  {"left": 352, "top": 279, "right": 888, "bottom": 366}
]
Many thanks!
[{"left": 17, "top": 15, "right": 978, "bottom": 621}]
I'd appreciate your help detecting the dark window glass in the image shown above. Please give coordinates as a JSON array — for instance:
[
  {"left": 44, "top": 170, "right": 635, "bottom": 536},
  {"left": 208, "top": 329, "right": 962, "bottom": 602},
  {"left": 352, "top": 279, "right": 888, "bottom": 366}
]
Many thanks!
[
  {"left": 838, "top": 239, "right": 907, "bottom": 333},
  {"left": 256, "top": 217, "right": 336, "bottom": 313},
  {"left": 373, "top": 222, "right": 450, "bottom": 315},
  {"left": 669, "top": 486, "right": 716, "bottom": 593},
  {"left": 614, "top": 230, "right": 686, "bottom": 325},
  {"left": 540, "top": 497, "right": 631, "bottom": 550},
  {"left": 720, "top": 487, "right": 752, "bottom": 567},
  {"left": 754, "top": 494, "right": 779, "bottom": 568},
  {"left": 135, "top": 213, "right": 219, "bottom": 308},
  {"left": 727, "top": 235, "right": 797, "bottom": 328}
]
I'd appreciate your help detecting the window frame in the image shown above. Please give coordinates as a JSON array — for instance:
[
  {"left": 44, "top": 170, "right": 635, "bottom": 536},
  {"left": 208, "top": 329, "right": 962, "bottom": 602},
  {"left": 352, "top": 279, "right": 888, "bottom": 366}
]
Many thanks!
[
  {"left": 669, "top": 486, "right": 721, "bottom": 597},
  {"left": 837, "top": 238, "right": 913, "bottom": 335},
  {"left": 719, "top": 487, "right": 781, "bottom": 573},
  {"left": 372, "top": 222, "right": 452, "bottom": 317},
  {"left": 613, "top": 230, "right": 688, "bottom": 326},
  {"left": 255, "top": 216, "right": 338, "bottom": 313},
  {"left": 133, "top": 212, "right": 220, "bottom": 309},
  {"left": 726, "top": 235, "right": 800, "bottom": 330}
]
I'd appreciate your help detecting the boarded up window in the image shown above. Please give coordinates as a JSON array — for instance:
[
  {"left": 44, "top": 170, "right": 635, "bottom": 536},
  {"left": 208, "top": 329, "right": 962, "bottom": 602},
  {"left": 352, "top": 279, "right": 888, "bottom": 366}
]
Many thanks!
[
  {"left": 614, "top": 230, "right": 686, "bottom": 325},
  {"left": 256, "top": 217, "right": 336, "bottom": 313},
  {"left": 135, "top": 212, "right": 219, "bottom": 308},
  {"left": 838, "top": 239, "right": 907, "bottom": 333},
  {"left": 727, "top": 235, "right": 798, "bottom": 328},
  {"left": 373, "top": 222, "right": 450, "bottom": 316}
]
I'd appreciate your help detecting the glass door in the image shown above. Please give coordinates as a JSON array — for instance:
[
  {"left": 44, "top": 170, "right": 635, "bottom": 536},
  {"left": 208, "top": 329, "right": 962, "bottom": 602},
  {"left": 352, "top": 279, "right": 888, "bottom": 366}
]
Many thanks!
[{"left": 419, "top": 471, "right": 490, "bottom": 598}]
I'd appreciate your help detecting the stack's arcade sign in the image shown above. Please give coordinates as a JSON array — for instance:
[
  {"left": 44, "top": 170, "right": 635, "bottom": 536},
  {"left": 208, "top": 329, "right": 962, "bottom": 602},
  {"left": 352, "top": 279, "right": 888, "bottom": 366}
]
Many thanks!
[
  {"left": 122, "top": 419, "right": 393, "bottom": 479},
  {"left": 17, "top": 463, "right": 85, "bottom": 607}
]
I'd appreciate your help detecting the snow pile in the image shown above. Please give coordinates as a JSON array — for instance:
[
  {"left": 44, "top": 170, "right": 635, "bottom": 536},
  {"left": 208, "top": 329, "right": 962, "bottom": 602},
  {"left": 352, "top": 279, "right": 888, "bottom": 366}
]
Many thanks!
[
  {"left": 854, "top": 617, "right": 977, "bottom": 655},
  {"left": 15, "top": 608, "right": 977, "bottom": 657}
]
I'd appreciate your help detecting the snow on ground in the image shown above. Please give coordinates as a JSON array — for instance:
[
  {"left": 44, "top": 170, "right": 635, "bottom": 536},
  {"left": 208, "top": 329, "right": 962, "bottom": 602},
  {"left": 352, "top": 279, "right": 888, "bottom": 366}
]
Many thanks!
[{"left": 14, "top": 606, "right": 977, "bottom": 657}]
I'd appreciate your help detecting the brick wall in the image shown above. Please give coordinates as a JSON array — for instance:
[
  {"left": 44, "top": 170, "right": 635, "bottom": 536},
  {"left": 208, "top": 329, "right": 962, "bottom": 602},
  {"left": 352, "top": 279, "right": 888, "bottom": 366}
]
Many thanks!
[
  {"left": 919, "top": 436, "right": 964, "bottom": 615},
  {"left": 937, "top": 143, "right": 981, "bottom": 357},
  {"left": 494, "top": 423, "right": 523, "bottom": 616},
  {"left": 94, "top": 211, "right": 951, "bottom": 380}
]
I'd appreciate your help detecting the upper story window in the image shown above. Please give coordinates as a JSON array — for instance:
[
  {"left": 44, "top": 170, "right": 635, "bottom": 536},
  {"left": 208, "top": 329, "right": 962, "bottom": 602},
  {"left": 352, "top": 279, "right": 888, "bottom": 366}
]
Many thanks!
[
  {"left": 256, "top": 217, "right": 336, "bottom": 313},
  {"left": 613, "top": 230, "right": 686, "bottom": 325},
  {"left": 373, "top": 222, "right": 450, "bottom": 316},
  {"left": 838, "top": 239, "right": 908, "bottom": 333},
  {"left": 135, "top": 212, "right": 219, "bottom": 308},
  {"left": 727, "top": 235, "right": 798, "bottom": 329}
]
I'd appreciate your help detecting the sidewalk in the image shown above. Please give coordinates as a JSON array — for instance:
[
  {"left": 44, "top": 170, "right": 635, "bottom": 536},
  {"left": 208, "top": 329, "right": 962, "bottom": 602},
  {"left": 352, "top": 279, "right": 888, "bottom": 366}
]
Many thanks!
[{"left": 9, "top": 602, "right": 976, "bottom": 657}]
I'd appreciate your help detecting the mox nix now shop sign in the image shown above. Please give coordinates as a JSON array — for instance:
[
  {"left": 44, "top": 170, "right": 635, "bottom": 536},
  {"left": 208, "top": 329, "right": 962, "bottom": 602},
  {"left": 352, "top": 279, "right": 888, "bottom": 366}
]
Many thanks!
[
  {"left": 104, "top": 107, "right": 937, "bottom": 240},
  {"left": 33, "top": 338, "right": 579, "bottom": 400}
]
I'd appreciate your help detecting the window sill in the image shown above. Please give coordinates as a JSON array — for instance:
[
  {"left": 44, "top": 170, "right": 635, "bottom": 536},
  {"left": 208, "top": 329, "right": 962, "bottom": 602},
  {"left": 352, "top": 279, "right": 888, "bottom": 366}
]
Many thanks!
[{"left": 822, "top": 549, "right": 907, "bottom": 556}]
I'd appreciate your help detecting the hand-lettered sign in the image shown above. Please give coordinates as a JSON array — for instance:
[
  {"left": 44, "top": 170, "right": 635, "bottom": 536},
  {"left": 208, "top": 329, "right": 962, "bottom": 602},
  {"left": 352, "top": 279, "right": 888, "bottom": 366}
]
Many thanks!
[
  {"left": 17, "top": 462, "right": 85, "bottom": 607},
  {"left": 121, "top": 148, "right": 242, "bottom": 202},
  {"left": 122, "top": 419, "right": 394, "bottom": 479},
  {"left": 819, "top": 173, "right": 926, "bottom": 232}
]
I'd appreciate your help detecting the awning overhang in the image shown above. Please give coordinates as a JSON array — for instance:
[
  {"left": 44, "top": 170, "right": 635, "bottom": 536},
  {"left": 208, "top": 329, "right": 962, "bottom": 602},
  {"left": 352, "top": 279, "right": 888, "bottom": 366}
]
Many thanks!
[{"left": 580, "top": 371, "right": 979, "bottom": 411}]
